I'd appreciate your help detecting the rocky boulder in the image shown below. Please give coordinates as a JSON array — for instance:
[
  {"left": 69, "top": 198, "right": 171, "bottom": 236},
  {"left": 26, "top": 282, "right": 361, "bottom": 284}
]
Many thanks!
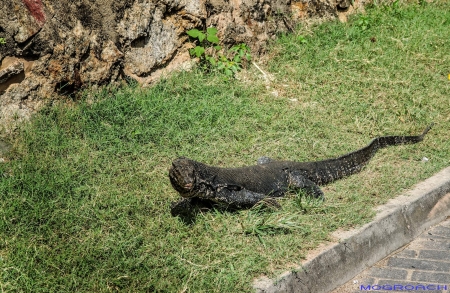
[{"left": 0, "top": 0, "right": 367, "bottom": 133}]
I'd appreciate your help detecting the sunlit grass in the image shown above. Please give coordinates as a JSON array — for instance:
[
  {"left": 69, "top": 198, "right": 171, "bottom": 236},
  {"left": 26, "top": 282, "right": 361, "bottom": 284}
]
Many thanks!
[{"left": 1, "top": 1, "right": 449, "bottom": 291}]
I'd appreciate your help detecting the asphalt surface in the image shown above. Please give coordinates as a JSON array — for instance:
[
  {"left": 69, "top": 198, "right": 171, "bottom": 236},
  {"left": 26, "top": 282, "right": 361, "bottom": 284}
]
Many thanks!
[{"left": 332, "top": 217, "right": 450, "bottom": 293}]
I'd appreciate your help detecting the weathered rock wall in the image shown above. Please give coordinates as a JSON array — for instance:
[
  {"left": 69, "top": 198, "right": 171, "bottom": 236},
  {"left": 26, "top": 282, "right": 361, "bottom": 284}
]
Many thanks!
[{"left": 0, "top": 0, "right": 367, "bottom": 133}]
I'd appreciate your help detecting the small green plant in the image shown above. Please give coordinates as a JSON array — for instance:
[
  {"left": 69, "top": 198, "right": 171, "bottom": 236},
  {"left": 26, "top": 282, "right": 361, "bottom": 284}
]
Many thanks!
[
  {"left": 382, "top": 0, "right": 402, "bottom": 15},
  {"left": 297, "top": 35, "right": 308, "bottom": 44},
  {"left": 187, "top": 27, "right": 251, "bottom": 76},
  {"left": 0, "top": 37, "right": 6, "bottom": 45},
  {"left": 392, "top": 0, "right": 400, "bottom": 10},
  {"left": 187, "top": 27, "right": 221, "bottom": 58},
  {"left": 355, "top": 15, "right": 370, "bottom": 30}
]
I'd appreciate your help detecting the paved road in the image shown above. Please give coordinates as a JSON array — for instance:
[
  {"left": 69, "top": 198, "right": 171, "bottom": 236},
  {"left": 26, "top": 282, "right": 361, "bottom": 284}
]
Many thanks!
[{"left": 332, "top": 217, "right": 450, "bottom": 293}]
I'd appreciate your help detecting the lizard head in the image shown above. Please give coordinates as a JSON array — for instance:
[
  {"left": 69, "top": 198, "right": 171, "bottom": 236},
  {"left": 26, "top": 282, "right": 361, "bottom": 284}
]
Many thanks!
[{"left": 169, "top": 157, "right": 197, "bottom": 198}]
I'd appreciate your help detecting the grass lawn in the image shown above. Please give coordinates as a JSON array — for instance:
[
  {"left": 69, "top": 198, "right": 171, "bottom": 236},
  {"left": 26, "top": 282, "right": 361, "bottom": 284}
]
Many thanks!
[{"left": 1, "top": 1, "right": 449, "bottom": 292}]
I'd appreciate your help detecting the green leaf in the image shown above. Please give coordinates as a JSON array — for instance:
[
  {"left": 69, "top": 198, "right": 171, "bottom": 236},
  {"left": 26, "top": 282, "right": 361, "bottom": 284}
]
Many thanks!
[
  {"left": 208, "top": 58, "right": 216, "bottom": 66},
  {"left": 187, "top": 29, "right": 201, "bottom": 38},
  {"left": 193, "top": 46, "right": 205, "bottom": 57},
  {"left": 214, "top": 45, "right": 222, "bottom": 51},
  {"left": 206, "top": 27, "right": 218, "bottom": 36},
  {"left": 207, "top": 35, "right": 220, "bottom": 44},
  {"left": 230, "top": 65, "right": 240, "bottom": 72},
  {"left": 198, "top": 32, "right": 206, "bottom": 43},
  {"left": 205, "top": 56, "right": 216, "bottom": 66}
]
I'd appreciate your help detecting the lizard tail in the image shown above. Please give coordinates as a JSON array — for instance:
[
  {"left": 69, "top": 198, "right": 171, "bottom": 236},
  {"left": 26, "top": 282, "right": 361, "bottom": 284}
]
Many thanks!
[
  {"left": 312, "top": 123, "right": 433, "bottom": 185},
  {"left": 376, "top": 122, "right": 433, "bottom": 147}
]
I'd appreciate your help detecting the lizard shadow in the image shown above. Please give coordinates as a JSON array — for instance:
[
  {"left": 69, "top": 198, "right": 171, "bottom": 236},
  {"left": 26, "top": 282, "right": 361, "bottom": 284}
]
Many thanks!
[
  {"left": 170, "top": 197, "right": 241, "bottom": 225},
  {"left": 170, "top": 197, "right": 283, "bottom": 225}
]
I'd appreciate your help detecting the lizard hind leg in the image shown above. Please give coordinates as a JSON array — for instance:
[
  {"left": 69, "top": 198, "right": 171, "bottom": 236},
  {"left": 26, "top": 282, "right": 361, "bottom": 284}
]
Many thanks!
[{"left": 288, "top": 171, "right": 325, "bottom": 200}]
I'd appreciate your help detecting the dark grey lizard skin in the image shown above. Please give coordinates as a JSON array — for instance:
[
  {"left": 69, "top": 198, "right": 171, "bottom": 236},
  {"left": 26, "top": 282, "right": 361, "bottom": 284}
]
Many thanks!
[{"left": 169, "top": 124, "right": 433, "bottom": 218}]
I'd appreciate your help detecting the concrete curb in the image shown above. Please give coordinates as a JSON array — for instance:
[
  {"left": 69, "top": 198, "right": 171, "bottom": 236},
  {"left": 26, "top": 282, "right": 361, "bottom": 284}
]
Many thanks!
[{"left": 254, "top": 166, "right": 450, "bottom": 293}]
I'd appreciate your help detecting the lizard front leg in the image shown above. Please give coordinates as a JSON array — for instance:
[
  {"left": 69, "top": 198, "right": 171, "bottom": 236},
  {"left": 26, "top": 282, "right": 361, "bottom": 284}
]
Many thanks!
[{"left": 212, "top": 187, "right": 278, "bottom": 209}]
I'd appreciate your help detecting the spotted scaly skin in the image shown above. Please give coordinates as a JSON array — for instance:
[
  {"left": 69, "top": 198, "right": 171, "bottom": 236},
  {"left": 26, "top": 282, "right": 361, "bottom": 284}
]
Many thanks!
[{"left": 169, "top": 124, "right": 433, "bottom": 217}]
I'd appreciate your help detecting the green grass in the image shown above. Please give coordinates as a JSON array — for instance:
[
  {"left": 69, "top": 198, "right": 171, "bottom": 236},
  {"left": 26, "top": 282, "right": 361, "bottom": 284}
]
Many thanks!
[{"left": 1, "top": 1, "right": 449, "bottom": 292}]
